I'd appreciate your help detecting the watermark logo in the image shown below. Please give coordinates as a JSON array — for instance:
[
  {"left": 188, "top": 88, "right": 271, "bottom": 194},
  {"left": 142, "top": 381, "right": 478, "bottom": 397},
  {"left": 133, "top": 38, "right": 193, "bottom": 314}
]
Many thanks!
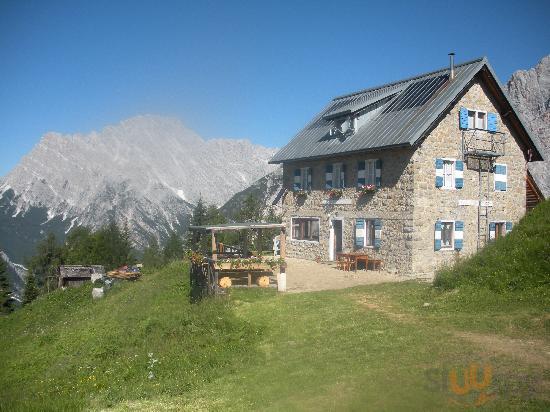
[{"left": 426, "top": 363, "right": 496, "bottom": 407}]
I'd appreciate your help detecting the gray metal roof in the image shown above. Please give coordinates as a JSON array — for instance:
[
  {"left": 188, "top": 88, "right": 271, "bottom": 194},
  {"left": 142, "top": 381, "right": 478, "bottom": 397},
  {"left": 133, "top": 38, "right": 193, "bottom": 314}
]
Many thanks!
[
  {"left": 270, "top": 57, "right": 543, "bottom": 164},
  {"left": 189, "top": 222, "right": 285, "bottom": 232}
]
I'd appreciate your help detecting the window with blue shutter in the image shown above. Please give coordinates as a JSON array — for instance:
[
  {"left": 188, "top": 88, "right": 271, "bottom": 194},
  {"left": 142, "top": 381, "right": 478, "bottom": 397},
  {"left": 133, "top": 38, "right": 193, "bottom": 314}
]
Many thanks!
[
  {"left": 293, "top": 169, "right": 301, "bottom": 191},
  {"left": 455, "top": 160, "right": 464, "bottom": 189},
  {"left": 494, "top": 164, "right": 507, "bottom": 191},
  {"left": 487, "top": 112, "right": 498, "bottom": 132},
  {"left": 459, "top": 107, "right": 469, "bottom": 129},
  {"left": 357, "top": 160, "right": 365, "bottom": 188},
  {"left": 355, "top": 219, "right": 365, "bottom": 247},
  {"left": 325, "top": 164, "right": 333, "bottom": 189},
  {"left": 434, "top": 221, "right": 442, "bottom": 250},
  {"left": 375, "top": 159, "right": 382, "bottom": 187},
  {"left": 489, "top": 222, "right": 496, "bottom": 240},
  {"left": 435, "top": 158, "right": 444, "bottom": 188},
  {"left": 506, "top": 221, "right": 513, "bottom": 234},
  {"left": 454, "top": 221, "right": 464, "bottom": 250},
  {"left": 374, "top": 219, "right": 382, "bottom": 249}
]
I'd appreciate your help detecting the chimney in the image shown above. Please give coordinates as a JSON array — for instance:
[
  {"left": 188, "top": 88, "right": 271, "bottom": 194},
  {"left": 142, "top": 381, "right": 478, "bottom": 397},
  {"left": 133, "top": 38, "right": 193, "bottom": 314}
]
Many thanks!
[{"left": 448, "top": 52, "right": 455, "bottom": 80}]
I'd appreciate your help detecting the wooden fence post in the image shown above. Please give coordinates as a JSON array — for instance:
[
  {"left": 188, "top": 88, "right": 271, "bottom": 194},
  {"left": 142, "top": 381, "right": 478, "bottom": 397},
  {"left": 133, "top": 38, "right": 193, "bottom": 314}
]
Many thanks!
[{"left": 278, "top": 226, "right": 286, "bottom": 292}]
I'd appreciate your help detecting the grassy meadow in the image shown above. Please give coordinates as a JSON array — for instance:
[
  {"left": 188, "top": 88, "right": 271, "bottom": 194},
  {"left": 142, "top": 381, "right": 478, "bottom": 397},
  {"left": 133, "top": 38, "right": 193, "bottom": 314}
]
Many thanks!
[{"left": 0, "top": 202, "right": 548, "bottom": 411}]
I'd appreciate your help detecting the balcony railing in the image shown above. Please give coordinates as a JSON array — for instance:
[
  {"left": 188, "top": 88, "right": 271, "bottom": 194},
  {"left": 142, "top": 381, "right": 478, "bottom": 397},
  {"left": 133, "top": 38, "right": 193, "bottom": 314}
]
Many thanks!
[{"left": 462, "top": 129, "right": 506, "bottom": 159}]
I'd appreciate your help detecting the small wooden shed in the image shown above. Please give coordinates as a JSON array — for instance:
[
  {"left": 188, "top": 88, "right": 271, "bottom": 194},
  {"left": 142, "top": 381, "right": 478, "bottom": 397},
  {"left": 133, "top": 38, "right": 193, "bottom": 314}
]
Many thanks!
[{"left": 58, "top": 265, "right": 105, "bottom": 288}]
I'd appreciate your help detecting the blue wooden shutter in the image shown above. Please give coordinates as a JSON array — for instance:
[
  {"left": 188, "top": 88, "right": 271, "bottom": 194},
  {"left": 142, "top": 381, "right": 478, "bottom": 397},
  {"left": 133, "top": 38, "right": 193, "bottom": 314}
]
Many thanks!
[
  {"left": 325, "top": 164, "right": 333, "bottom": 189},
  {"left": 489, "top": 222, "right": 496, "bottom": 240},
  {"left": 487, "top": 112, "right": 498, "bottom": 132},
  {"left": 341, "top": 164, "right": 346, "bottom": 188},
  {"left": 455, "top": 160, "right": 464, "bottom": 189},
  {"left": 306, "top": 168, "right": 312, "bottom": 191},
  {"left": 374, "top": 219, "right": 382, "bottom": 249},
  {"left": 434, "top": 221, "right": 442, "bottom": 250},
  {"left": 459, "top": 107, "right": 469, "bottom": 129},
  {"left": 357, "top": 160, "right": 366, "bottom": 187},
  {"left": 494, "top": 164, "right": 507, "bottom": 191},
  {"left": 375, "top": 159, "right": 382, "bottom": 187},
  {"left": 454, "top": 221, "right": 464, "bottom": 250},
  {"left": 355, "top": 219, "right": 365, "bottom": 247},
  {"left": 505, "top": 221, "right": 513, "bottom": 234},
  {"left": 293, "top": 169, "right": 301, "bottom": 191},
  {"left": 435, "top": 158, "right": 444, "bottom": 188}
]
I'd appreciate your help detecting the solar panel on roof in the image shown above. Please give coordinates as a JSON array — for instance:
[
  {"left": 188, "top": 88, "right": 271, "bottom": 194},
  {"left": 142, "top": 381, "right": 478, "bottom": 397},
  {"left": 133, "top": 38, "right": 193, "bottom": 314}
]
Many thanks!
[{"left": 383, "top": 75, "right": 448, "bottom": 113}]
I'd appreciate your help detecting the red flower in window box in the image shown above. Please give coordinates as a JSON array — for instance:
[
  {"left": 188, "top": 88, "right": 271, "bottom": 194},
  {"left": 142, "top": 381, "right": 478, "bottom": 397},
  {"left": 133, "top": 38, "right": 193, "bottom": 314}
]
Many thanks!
[
  {"left": 327, "top": 188, "right": 343, "bottom": 198},
  {"left": 359, "top": 184, "right": 376, "bottom": 195}
]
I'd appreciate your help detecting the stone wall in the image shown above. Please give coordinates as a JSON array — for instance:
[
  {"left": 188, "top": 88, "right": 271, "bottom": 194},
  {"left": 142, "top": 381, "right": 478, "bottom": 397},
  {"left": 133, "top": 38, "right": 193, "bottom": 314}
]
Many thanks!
[
  {"left": 281, "top": 148, "right": 416, "bottom": 274},
  {"left": 280, "top": 76, "right": 529, "bottom": 277},
  {"left": 411, "top": 76, "right": 527, "bottom": 276}
]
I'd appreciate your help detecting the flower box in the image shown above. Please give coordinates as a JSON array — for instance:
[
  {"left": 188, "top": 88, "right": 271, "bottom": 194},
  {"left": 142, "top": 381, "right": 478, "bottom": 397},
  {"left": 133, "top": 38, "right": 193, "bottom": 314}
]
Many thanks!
[
  {"left": 358, "top": 184, "right": 377, "bottom": 195},
  {"left": 327, "top": 188, "right": 343, "bottom": 199}
]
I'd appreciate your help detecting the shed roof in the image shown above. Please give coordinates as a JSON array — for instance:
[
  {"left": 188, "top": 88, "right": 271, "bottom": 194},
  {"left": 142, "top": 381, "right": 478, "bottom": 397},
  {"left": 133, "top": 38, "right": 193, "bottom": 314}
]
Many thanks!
[
  {"left": 189, "top": 222, "right": 285, "bottom": 232},
  {"left": 270, "top": 57, "right": 543, "bottom": 163}
]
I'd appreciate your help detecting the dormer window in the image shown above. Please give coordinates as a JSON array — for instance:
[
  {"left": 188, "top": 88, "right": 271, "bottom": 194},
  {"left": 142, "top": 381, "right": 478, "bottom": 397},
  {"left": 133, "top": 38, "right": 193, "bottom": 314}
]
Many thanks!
[{"left": 330, "top": 116, "right": 356, "bottom": 137}]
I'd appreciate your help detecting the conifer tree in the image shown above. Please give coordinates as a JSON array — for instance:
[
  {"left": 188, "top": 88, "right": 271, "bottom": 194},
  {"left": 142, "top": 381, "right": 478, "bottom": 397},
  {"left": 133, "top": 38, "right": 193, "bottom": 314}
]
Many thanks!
[
  {"left": 0, "top": 257, "right": 14, "bottom": 313},
  {"left": 163, "top": 231, "right": 184, "bottom": 261},
  {"left": 23, "top": 273, "right": 39, "bottom": 305},
  {"left": 143, "top": 235, "right": 164, "bottom": 268}
]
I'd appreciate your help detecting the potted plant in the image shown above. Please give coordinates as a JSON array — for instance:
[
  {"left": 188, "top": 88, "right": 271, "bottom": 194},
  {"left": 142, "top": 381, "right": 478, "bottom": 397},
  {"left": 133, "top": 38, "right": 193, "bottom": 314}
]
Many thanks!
[
  {"left": 359, "top": 184, "right": 377, "bottom": 195},
  {"left": 327, "top": 188, "right": 343, "bottom": 199}
]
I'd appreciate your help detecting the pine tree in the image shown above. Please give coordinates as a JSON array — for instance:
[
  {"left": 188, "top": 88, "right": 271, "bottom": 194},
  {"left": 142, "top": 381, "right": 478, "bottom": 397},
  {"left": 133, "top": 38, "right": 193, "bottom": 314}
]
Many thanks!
[
  {"left": 23, "top": 273, "right": 39, "bottom": 305},
  {"left": 186, "top": 197, "right": 208, "bottom": 252},
  {"left": 27, "top": 233, "right": 64, "bottom": 290},
  {"left": 237, "top": 193, "right": 262, "bottom": 222},
  {"left": 163, "top": 231, "right": 184, "bottom": 261},
  {"left": 0, "top": 257, "right": 14, "bottom": 313},
  {"left": 143, "top": 235, "right": 164, "bottom": 268}
]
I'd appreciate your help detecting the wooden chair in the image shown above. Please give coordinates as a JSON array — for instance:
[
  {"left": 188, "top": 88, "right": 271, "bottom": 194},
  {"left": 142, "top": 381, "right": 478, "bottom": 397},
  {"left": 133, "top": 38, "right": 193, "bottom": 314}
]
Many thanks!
[{"left": 336, "top": 255, "right": 356, "bottom": 272}]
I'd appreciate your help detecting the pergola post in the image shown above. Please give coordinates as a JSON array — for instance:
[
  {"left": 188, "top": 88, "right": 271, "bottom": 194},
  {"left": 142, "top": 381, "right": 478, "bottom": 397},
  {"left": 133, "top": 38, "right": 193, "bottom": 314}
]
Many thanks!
[
  {"left": 278, "top": 226, "right": 287, "bottom": 292},
  {"left": 211, "top": 229, "right": 217, "bottom": 261}
]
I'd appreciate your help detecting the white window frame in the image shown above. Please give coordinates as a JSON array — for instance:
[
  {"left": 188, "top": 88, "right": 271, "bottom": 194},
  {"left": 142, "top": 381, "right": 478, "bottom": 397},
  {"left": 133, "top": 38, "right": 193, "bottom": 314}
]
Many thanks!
[
  {"left": 441, "top": 158, "right": 456, "bottom": 190},
  {"left": 467, "top": 109, "right": 487, "bottom": 130},
  {"left": 363, "top": 219, "right": 376, "bottom": 248},
  {"left": 440, "top": 220, "right": 455, "bottom": 250},
  {"left": 493, "top": 163, "right": 508, "bottom": 192},
  {"left": 291, "top": 216, "right": 320, "bottom": 243},
  {"left": 365, "top": 159, "right": 377, "bottom": 186}
]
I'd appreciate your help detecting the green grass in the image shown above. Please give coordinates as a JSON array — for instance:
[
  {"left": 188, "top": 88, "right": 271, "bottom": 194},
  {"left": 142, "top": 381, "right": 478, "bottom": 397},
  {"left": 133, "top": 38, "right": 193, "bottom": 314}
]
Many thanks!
[
  {"left": 1, "top": 258, "right": 548, "bottom": 411},
  {"left": 434, "top": 200, "right": 550, "bottom": 294}
]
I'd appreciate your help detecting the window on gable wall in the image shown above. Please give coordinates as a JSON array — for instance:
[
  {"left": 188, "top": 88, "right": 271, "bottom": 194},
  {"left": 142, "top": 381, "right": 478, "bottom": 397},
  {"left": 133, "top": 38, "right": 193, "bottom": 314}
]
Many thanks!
[
  {"left": 441, "top": 221, "right": 454, "bottom": 249},
  {"left": 468, "top": 110, "right": 487, "bottom": 130},
  {"left": 443, "top": 160, "right": 455, "bottom": 189}
]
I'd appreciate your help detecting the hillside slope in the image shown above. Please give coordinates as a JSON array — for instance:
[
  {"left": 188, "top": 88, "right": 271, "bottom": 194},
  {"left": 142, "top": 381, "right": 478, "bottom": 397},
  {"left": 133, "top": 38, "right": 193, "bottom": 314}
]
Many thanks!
[
  {"left": 220, "top": 167, "right": 283, "bottom": 220},
  {"left": 434, "top": 200, "right": 550, "bottom": 292},
  {"left": 0, "top": 261, "right": 258, "bottom": 410}
]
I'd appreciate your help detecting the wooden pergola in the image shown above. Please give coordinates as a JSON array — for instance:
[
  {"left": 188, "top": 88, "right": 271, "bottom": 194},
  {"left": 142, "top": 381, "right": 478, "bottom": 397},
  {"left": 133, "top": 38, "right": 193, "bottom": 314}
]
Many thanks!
[{"left": 189, "top": 222, "right": 287, "bottom": 291}]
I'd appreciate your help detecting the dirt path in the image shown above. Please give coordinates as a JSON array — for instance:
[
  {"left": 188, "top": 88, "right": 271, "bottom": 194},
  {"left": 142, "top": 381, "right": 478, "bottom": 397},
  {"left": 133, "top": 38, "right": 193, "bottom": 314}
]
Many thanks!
[
  {"left": 356, "top": 293, "right": 550, "bottom": 369},
  {"left": 285, "top": 258, "right": 404, "bottom": 293}
]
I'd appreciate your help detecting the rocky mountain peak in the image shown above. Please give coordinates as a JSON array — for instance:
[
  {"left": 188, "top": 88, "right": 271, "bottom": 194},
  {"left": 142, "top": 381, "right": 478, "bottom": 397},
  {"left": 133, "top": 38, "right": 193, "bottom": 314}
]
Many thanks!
[{"left": 507, "top": 55, "right": 550, "bottom": 196}]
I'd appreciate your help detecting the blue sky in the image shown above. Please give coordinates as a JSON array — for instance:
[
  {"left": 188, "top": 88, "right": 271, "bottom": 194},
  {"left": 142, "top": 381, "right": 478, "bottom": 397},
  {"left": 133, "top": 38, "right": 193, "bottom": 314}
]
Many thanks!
[{"left": 1, "top": 0, "right": 549, "bottom": 177}]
